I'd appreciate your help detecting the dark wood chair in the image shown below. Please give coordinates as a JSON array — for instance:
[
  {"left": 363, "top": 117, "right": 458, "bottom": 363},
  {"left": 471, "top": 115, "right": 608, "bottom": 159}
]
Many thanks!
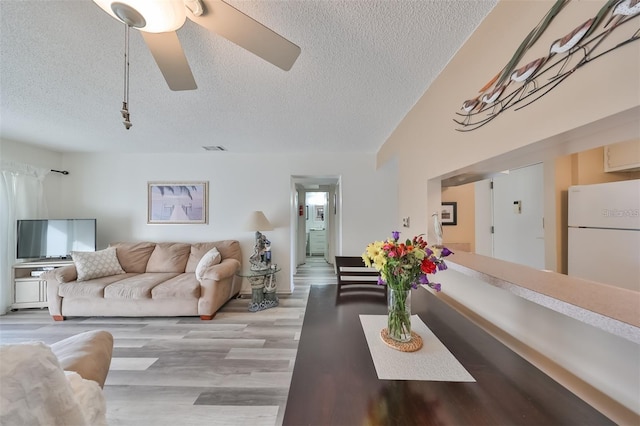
[{"left": 334, "top": 256, "right": 386, "bottom": 296}]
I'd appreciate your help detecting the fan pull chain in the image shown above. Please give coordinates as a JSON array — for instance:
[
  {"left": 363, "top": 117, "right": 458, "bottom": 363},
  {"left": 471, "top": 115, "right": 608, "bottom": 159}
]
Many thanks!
[{"left": 121, "top": 23, "right": 132, "bottom": 130}]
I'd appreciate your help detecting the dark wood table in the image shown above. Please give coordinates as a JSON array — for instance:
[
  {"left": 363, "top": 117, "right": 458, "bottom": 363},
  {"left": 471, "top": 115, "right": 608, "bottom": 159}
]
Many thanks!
[{"left": 283, "top": 285, "right": 613, "bottom": 425}]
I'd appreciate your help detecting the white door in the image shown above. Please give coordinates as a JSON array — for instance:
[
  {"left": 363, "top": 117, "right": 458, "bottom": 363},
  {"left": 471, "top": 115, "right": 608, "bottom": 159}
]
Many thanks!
[{"left": 492, "top": 163, "right": 545, "bottom": 270}]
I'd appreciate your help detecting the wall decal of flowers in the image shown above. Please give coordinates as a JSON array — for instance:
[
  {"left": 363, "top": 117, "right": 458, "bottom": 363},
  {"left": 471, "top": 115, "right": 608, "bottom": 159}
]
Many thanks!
[{"left": 454, "top": 0, "right": 640, "bottom": 131}]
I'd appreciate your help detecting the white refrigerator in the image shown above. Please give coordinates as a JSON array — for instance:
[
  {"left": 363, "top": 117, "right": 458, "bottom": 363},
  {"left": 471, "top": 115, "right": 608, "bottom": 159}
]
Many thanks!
[{"left": 568, "top": 179, "right": 640, "bottom": 291}]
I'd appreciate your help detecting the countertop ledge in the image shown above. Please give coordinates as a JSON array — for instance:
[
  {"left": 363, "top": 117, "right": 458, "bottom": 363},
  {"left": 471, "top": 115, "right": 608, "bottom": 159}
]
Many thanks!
[{"left": 447, "top": 252, "right": 640, "bottom": 344}]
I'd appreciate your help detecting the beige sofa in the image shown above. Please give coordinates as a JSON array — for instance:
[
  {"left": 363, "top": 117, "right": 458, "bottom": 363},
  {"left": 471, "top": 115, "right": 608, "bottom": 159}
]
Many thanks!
[{"left": 44, "top": 240, "right": 242, "bottom": 321}]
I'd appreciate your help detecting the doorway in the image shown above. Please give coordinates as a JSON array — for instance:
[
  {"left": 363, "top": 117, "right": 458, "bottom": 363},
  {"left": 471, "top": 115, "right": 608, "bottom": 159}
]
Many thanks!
[
  {"left": 491, "top": 163, "right": 544, "bottom": 269},
  {"left": 290, "top": 176, "right": 341, "bottom": 281},
  {"left": 473, "top": 163, "right": 546, "bottom": 269},
  {"left": 306, "top": 191, "right": 328, "bottom": 259}
]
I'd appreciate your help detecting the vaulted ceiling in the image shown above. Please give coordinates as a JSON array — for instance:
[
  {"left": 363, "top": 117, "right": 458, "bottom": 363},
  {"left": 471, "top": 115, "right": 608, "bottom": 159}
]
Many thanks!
[{"left": 0, "top": 1, "right": 496, "bottom": 154}]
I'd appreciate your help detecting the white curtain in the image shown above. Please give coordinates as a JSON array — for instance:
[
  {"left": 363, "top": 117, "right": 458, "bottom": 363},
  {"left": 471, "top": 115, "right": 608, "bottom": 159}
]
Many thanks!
[{"left": 0, "top": 161, "right": 50, "bottom": 315}]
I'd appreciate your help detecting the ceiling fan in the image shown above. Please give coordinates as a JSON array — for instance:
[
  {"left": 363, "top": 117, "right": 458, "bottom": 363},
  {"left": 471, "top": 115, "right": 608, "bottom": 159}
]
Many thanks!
[{"left": 93, "top": 0, "right": 301, "bottom": 91}]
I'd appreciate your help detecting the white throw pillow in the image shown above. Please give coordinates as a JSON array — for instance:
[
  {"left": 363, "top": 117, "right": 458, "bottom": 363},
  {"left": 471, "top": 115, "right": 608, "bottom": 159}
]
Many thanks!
[
  {"left": 72, "top": 247, "right": 125, "bottom": 281},
  {"left": 195, "top": 247, "right": 221, "bottom": 280}
]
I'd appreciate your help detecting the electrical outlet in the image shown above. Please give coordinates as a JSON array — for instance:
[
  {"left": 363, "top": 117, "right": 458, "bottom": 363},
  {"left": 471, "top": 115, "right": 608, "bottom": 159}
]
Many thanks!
[{"left": 402, "top": 217, "right": 410, "bottom": 227}]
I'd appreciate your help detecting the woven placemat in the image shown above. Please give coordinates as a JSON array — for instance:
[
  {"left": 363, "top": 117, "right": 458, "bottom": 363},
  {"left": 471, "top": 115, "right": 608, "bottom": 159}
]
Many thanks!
[{"left": 380, "top": 328, "right": 423, "bottom": 352}]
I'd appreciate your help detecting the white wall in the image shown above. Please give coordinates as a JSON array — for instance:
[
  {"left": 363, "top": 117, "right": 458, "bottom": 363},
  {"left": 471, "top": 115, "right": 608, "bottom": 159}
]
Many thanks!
[
  {"left": 42, "top": 151, "right": 397, "bottom": 293},
  {"left": 439, "top": 269, "right": 640, "bottom": 416},
  {"left": 2, "top": 140, "right": 397, "bottom": 306}
]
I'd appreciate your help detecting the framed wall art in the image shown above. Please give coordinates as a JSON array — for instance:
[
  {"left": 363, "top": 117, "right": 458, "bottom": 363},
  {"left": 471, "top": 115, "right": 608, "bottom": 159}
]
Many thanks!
[
  {"left": 441, "top": 202, "right": 457, "bottom": 226},
  {"left": 148, "top": 181, "right": 208, "bottom": 224}
]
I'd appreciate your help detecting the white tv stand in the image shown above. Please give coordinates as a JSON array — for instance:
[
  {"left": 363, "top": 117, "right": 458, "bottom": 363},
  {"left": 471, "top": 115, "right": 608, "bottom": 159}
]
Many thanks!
[{"left": 11, "top": 259, "right": 73, "bottom": 310}]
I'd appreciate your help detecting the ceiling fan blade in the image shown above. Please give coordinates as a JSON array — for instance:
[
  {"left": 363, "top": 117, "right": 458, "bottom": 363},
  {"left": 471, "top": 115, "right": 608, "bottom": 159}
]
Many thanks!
[
  {"left": 188, "top": 0, "right": 301, "bottom": 71},
  {"left": 140, "top": 31, "right": 197, "bottom": 91}
]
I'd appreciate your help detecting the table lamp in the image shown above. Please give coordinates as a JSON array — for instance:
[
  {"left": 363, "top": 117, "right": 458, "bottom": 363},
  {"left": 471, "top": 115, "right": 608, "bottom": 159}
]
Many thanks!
[{"left": 244, "top": 211, "right": 274, "bottom": 270}]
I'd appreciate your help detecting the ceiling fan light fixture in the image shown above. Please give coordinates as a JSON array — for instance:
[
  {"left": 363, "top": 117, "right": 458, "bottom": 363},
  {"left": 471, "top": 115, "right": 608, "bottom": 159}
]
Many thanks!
[{"left": 93, "top": 0, "right": 186, "bottom": 32}]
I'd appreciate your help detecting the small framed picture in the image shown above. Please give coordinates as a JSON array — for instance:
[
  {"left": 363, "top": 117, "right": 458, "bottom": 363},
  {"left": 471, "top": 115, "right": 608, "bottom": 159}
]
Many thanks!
[
  {"left": 441, "top": 202, "right": 457, "bottom": 226},
  {"left": 148, "top": 181, "right": 208, "bottom": 224}
]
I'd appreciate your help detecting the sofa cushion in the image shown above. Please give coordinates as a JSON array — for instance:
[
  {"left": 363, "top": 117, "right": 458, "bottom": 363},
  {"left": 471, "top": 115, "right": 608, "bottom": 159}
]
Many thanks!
[
  {"left": 151, "top": 273, "right": 200, "bottom": 299},
  {"left": 72, "top": 247, "right": 125, "bottom": 281},
  {"left": 110, "top": 242, "right": 156, "bottom": 273},
  {"left": 195, "top": 247, "right": 221, "bottom": 280},
  {"left": 58, "top": 274, "right": 137, "bottom": 298},
  {"left": 185, "top": 240, "right": 242, "bottom": 272},
  {"left": 185, "top": 242, "right": 218, "bottom": 272},
  {"left": 104, "top": 273, "right": 180, "bottom": 299},
  {"left": 214, "top": 240, "right": 242, "bottom": 264},
  {"left": 145, "top": 243, "right": 191, "bottom": 273}
]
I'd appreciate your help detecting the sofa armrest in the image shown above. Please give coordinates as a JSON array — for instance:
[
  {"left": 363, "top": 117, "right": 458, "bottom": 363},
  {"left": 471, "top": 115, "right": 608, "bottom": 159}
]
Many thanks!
[
  {"left": 42, "top": 265, "right": 77, "bottom": 319},
  {"left": 197, "top": 258, "right": 241, "bottom": 318},
  {"left": 199, "top": 258, "right": 240, "bottom": 282},
  {"left": 50, "top": 330, "right": 114, "bottom": 389},
  {"left": 43, "top": 264, "right": 78, "bottom": 283}
]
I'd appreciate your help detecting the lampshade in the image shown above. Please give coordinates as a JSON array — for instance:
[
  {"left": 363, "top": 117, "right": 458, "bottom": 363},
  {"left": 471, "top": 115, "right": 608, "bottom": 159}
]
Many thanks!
[
  {"left": 244, "top": 211, "right": 274, "bottom": 232},
  {"left": 93, "top": 0, "right": 186, "bottom": 33}
]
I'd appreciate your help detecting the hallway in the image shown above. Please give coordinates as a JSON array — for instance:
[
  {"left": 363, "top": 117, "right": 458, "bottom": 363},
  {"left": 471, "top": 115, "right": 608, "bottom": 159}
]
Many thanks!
[{"left": 294, "top": 256, "right": 336, "bottom": 286}]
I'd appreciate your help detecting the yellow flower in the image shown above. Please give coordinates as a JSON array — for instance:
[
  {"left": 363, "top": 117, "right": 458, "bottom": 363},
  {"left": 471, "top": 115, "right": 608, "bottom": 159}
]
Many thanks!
[
  {"left": 373, "top": 254, "right": 387, "bottom": 269},
  {"left": 365, "top": 241, "right": 383, "bottom": 259}
]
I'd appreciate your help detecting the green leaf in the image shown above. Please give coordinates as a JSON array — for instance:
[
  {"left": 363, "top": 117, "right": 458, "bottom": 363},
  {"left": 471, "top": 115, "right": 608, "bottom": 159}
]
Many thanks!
[
  {"left": 584, "top": 0, "right": 619, "bottom": 39},
  {"left": 495, "top": 0, "right": 570, "bottom": 88}
]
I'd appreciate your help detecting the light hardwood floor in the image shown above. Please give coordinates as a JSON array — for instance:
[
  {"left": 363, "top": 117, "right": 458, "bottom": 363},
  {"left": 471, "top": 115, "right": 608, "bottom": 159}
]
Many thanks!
[{"left": 0, "top": 257, "right": 335, "bottom": 426}]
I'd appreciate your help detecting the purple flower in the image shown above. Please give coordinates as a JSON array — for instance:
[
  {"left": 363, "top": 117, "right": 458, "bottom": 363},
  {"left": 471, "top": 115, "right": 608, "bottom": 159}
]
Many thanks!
[
  {"left": 391, "top": 231, "right": 400, "bottom": 241},
  {"left": 418, "top": 274, "right": 429, "bottom": 284},
  {"left": 441, "top": 247, "right": 453, "bottom": 257},
  {"left": 431, "top": 283, "right": 441, "bottom": 292},
  {"left": 377, "top": 276, "right": 386, "bottom": 286},
  {"left": 437, "top": 262, "right": 448, "bottom": 271},
  {"left": 411, "top": 281, "right": 419, "bottom": 289}
]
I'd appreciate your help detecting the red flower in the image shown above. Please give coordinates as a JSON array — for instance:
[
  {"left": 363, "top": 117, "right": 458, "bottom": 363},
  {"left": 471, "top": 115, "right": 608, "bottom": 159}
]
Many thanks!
[
  {"left": 413, "top": 235, "right": 428, "bottom": 249},
  {"left": 420, "top": 258, "right": 436, "bottom": 274}
]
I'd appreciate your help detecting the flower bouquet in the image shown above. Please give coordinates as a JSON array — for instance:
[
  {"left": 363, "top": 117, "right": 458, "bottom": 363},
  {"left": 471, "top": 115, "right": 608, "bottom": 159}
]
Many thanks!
[{"left": 362, "top": 231, "right": 452, "bottom": 343}]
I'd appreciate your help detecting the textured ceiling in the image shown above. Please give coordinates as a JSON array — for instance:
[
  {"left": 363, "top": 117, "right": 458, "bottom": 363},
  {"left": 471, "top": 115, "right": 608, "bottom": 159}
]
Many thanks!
[{"left": 0, "top": 0, "right": 496, "bottom": 154}]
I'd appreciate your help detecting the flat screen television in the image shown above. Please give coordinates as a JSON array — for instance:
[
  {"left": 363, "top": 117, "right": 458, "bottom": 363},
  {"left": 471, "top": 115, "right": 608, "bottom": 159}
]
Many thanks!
[{"left": 16, "top": 219, "right": 97, "bottom": 260}]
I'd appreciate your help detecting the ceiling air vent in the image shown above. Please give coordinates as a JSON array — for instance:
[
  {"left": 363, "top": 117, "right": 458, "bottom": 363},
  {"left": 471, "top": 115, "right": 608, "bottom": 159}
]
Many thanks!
[{"left": 202, "top": 145, "right": 227, "bottom": 152}]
